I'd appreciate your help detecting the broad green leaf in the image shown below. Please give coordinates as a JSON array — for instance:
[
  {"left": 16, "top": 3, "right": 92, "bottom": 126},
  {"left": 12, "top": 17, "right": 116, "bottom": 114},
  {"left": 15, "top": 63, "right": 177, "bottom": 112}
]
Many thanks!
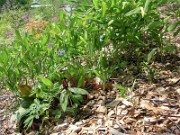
[
  {"left": 93, "top": 0, "right": 98, "bottom": 9},
  {"left": 68, "top": 88, "right": 88, "bottom": 95},
  {"left": 0, "top": 51, "right": 8, "bottom": 64},
  {"left": 71, "top": 94, "right": 83, "bottom": 105},
  {"left": 167, "top": 21, "right": 180, "bottom": 32},
  {"left": 147, "top": 48, "right": 157, "bottom": 63},
  {"left": 72, "top": 94, "right": 83, "bottom": 102},
  {"left": 125, "top": 7, "right": 141, "bottom": 16},
  {"left": 102, "top": 2, "right": 107, "bottom": 17},
  {"left": 144, "top": 0, "right": 151, "bottom": 12},
  {"left": 60, "top": 90, "right": 68, "bottom": 112},
  {"left": 38, "top": 77, "right": 53, "bottom": 88}
]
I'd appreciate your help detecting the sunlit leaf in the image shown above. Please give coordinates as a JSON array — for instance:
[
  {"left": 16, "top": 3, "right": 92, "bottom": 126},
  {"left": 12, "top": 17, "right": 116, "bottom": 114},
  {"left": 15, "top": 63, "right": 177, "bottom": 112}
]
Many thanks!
[
  {"left": 38, "top": 76, "right": 53, "bottom": 88},
  {"left": 144, "top": 21, "right": 161, "bottom": 31},
  {"left": 80, "top": 36, "right": 87, "bottom": 44},
  {"left": 93, "top": 0, "right": 98, "bottom": 9},
  {"left": 0, "top": 51, "right": 8, "bottom": 64},
  {"left": 111, "top": 0, "right": 115, "bottom": 7},
  {"left": 144, "top": 0, "right": 151, "bottom": 12},
  {"left": 102, "top": 1, "right": 107, "bottom": 17},
  {"left": 77, "top": 76, "right": 83, "bottom": 88},
  {"left": 108, "top": 20, "right": 114, "bottom": 26},
  {"left": 125, "top": 7, "right": 141, "bottom": 16},
  {"left": 140, "top": 7, "right": 145, "bottom": 18},
  {"left": 167, "top": 21, "right": 180, "bottom": 32},
  {"left": 147, "top": 48, "right": 157, "bottom": 64},
  {"left": 114, "top": 84, "right": 127, "bottom": 97},
  {"left": 15, "top": 30, "right": 22, "bottom": 40},
  {"left": 60, "top": 90, "right": 68, "bottom": 112},
  {"left": 68, "top": 88, "right": 88, "bottom": 95}
]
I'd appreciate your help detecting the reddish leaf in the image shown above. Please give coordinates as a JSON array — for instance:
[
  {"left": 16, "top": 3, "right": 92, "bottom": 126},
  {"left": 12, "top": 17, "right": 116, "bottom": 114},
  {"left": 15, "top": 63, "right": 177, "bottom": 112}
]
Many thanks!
[{"left": 62, "top": 78, "right": 68, "bottom": 89}]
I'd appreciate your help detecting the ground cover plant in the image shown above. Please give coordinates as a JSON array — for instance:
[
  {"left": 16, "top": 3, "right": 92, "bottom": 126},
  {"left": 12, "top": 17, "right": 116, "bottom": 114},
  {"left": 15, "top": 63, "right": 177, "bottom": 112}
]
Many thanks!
[{"left": 0, "top": 0, "right": 179, "bottom": 134}]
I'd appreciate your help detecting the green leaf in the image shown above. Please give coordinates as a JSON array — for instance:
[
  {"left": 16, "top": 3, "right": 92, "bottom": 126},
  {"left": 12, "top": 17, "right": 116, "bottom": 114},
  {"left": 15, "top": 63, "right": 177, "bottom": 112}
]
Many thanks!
[
  {"left": 125, "top": 7, "right": 141, "bottom": 16},
  {"left": 144, "top": 0, "right": 151, "bottom": 12},
  {"left": 60, "top": 90, "right": 68, "bottom": 112},
  {"left": 24, "top": 115, "right": 34, "bottom": 129},
  {"left": 157, "top": 0, "right": 169, "bottom": 7},
  {"left": 77, "top": 76, "right": 83, "bottom": 88},
  {"left": 147, "top": 48, "right": 157, "bottom": 63},
  {"left": 149, "top": 21, "right": 161, "bottom": 29},
  {"left": 80, "top": 36, "right": 88, "bottom": 44},
  {"left": 140, "top": 7, "right": 145, "bottom": 18},
  {"left": 60, "top": 11, "right": 64, "bottom": 21},
  {"left": 68, "top": 88, "right": 88, "bottom": 95},
  {"left": 71, "top": 94, "right": 83, "bottom": 105},
  {"left": 0, "top": 51, "right": 8, "bottom": 64},
  {"left": 114, "top": 84, "right": 127, "bottom": 97},
  {"left": 53, "top": 109, "right": 62, "bottom": 119},
  {"left": 102, "top": 1, "right": 107, "bottom": 17},
  {"left": 14, "top": 107, "right": 27, "bottom": 123},
  {"left": 0, "top": 66, "right": 5, "bottom": 73},
  {"left": 108, "top": 20, "right": 114, "bottom": 26},
  {"left": 167, "top": 21, "right": 180, "bottom": 32},
  {"left": 93, "top": 0, "right": 98, "bottom": 9},
  {"left": 15, "top": 30, "right": 22, "bottom": 40},
  {"left": 144, "top": 21, "right": 161, "bottom": 31},
  {"left": 164, "top": 46, "right": 176, "bottom": 54},
  {"left": 84, "top": 30, "right": 88, "bottom": 40},
  {"left": 111, "top": 0, "right": 115, "bottom": 7},
  {"left": 173, "top": 27, "right": 180, "bottom": 37},
  {"left": 72, "top": 94, "right": 83, "bottom": 102},
  {"left": 38, "top": 76, "right": 53, "bottom": 88}
]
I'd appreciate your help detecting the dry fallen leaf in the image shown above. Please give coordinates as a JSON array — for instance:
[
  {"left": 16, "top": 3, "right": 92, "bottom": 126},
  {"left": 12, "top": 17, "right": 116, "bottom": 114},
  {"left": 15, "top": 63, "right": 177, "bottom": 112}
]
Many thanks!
[{"left": 140, "top": 100, "right": 161, "bottom": 114}]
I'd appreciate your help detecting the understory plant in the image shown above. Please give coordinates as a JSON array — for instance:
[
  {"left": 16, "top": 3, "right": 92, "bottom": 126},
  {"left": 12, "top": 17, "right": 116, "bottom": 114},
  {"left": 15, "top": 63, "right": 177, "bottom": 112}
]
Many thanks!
[{"left": 0, "top": 0, "right": 179, "bottom": 132}]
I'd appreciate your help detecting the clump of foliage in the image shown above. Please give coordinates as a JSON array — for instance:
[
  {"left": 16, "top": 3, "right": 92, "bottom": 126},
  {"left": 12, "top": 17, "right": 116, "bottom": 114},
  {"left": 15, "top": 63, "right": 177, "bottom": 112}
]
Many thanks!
[
  {"left": 0, "top": 0, "right": 32, "bottom": 10},
  {"left": 0, "top": 0, "right": 179, "bottom": 133}
]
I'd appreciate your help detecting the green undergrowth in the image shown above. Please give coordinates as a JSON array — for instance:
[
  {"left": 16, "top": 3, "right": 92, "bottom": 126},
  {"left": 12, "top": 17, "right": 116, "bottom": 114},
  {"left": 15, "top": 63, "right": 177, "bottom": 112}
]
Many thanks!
[{"left": 0, "top": 0, "right": 179, "bottom": 133}]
